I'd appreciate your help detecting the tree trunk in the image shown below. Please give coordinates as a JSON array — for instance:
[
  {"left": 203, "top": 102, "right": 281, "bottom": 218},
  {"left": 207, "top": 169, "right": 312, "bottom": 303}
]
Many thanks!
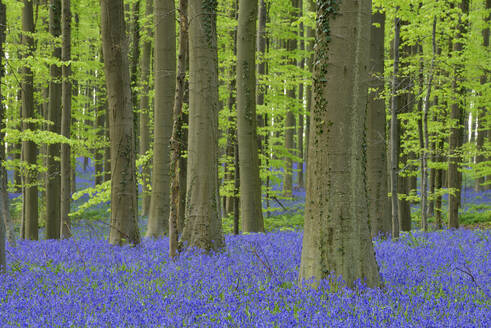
[
  {"left": 46, "top": 0, "right": 62, "bottom": 239},
  {"left": 169, "top": 0, "right": 188, "bottom": 259},
  {"left": 94, "top": 85, "right": 105, "bottom": 186},
  {"left": 146, "top": 0, "right": 176, "bottom": 237},
  {"left": 60, "top": 0, "right": 72, "bottom": 239},
  {"left": 297, "top": 0, "right": 304, "bottom": 189},
  {"left": 0, "top": 0, "right": 9, "bottom": 269},
  {"left": 475, "top": 0, "right": 490, "bottom": 191},
  {"left": 283, "top": 0, "right": 298, "bottom": 198},
  {"left": 236, "top": 0, "right": 264, "bottom": 233},
  {"left": 390, "top": 14, "right": 401, "bottom": 239},
  {"left": 181, "top": 0, "right": 224, "bottom": 252},
  {"left": 298, "top": 0, "right": 381, "bottom": 289},
  {"left": 22, "top": 0, "right": 38, "bottom": 241},
  {"left": 304, "top": 0, "right": 314, "bottom": 185},
  {"left": 138, "top": 0, "right": 153, "bottom": 217},
  {"left": 367, "top": 9, "right": 390, "bottom": 238},
  {"left": 448, "top": 0, "right": 469, "bottom": 229},
  {"left": 256, "top": 0, "right": 267, "bottom": 156},
  {"left": 101, "top": 0, "right": 140, "bottom": 245}
]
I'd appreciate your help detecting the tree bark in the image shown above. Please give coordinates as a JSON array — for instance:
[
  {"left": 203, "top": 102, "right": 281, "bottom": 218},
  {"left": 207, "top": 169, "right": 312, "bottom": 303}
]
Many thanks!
[
  {"left": 283, "top": 0, "right": 298, "bottom": 197},
  {"left": 46, "top": 0, "right": 62, "bottom": 239},
  {"left": 22, "top": 0, "right": 38, "bottom": 241},
  {"left": 181, "top": 0, "right": 224, "bottom": 251},
  {"left": 448, "top": 0, "right": 469, "bottom": 229},
  {"left": 138, "top": 0, "right": 153, "bottom": 217},
  {"left": 367, "top": 9, "right": 390, "bottom": 238},
  {"left": 298, "top": 0, "right": 381, "bottom": 289},
  {"left": 169, "top": 0, "right": 188, "bottom": 259},
  {"left": 60, "top": 0, "right": 72, "bottom": 239},
  {"left": 390, "top": 14, "right": 401, "bottom": 239},
  {"left": 146, "top": 0, "right": 176, "bottom": 237},
  {"left": 236, "top": 0, "right": 264, "bottom": 233},
  {"left": 101, "top": 0, "right": 141, "bottom": 245}
]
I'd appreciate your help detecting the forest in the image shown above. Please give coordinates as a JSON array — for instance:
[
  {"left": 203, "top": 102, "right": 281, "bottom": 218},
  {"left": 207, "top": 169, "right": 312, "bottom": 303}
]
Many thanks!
[{"left": 0, "top": 0, "right": 490, "bottom": 326}]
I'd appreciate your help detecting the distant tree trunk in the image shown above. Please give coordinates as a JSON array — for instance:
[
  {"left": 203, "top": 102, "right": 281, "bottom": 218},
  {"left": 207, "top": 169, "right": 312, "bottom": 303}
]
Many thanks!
[
  {"left": 146, "top": 0, "right": 176, "bottom": 237},
  {"left": 22, "top": 0, "right": 38, "bottom": 241},
  {"left": 0, "top": 0, "right": 13, "bottom": 261},
  {"left": 181, "top": 0, "right": 224, "bottom": 251},
  {"left": 169, "top": 0, "right": 188, "bottom": 259},
  {"left": 283, "top": 0, "right": 298, "bottom": 197},
  {"left": 103, "top": 95, "right": 111, "bottom": 183},
  {"left": 101, "top": 0, "right": 140, "bottom": 245},
  {"left": 94, "top": 85, "right": 105, "bottom": 186},
  {"left": 138, "top": 0, "right": 152, "bottom": 217},
  {"left": 298, "top": 0, "right": 381, "bottom": 289},
  {"left": 236, "top": 0, "right": 264, "bottom": 233},
  {"left": 448, "top": 0, "right": 469, "bottom": 229},
  {"left": 367, "top": 9, "right": 390, "bottom": 238},
  {"left": 233, "top": 141, "right": 239, "bottom": 235},
  {"left": 390, "top": 14, "right": 401, "bottom": 238},
  {"left": 297, "top": 0, "right": 304, "bottom": 189},
  {"left": 256, "top": 0, "right": 267, "bottom": 155},
  {"left": 46, "top": 0, "right": 62, "bottom": 239},
  {"left": 60, "top": 0, "right": 72, "bottom": 239},
  {"left": 420, "top": 17, "right": 437, "bottom": 231},
  {"left": 475, "top": 0, "right": 490, "bottom": 191}
]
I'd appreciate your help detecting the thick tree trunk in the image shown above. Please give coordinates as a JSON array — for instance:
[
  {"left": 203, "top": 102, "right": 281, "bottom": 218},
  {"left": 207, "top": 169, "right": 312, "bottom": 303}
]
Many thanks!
[
  {"left": 60, "top": 0, "right": 72, "bottom": 239},
  {"left": 299, "top": 0, "right": 381, "bottom": 289},
  {"left": 236, "top": 0, "right": 264, "bottom": 233},
  {"left": 367, "top": 9, "right": 390, "bottom": 238},
  {"left": 448, "top": 0, "right": 469, "bottom": 229},
  {"left": 169, "top": 0, "right": 188, "bottom": 259},
  {"left": 146, "top": 0, "right": 176, "bottom": 237},
  {"left": 22, "top": 0, "right": 38, "bottom": 241},
  {"left": 181, "top": 0, "right": 224, "bottom": 251},
  {"left": 138, "top": 0, "right": 152, "bottom": 217},
  {"left": 46, "top": 0, "right": 62, "bottom": 239},
  {"left": 101, "top": 0, "right": 140, "bottom": 245}
]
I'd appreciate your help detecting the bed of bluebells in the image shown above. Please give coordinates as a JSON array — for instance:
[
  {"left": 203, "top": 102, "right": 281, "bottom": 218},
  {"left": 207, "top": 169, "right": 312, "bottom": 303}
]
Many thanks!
[{"left": 0, "top": 228, "right": 489, "bottom": 327}]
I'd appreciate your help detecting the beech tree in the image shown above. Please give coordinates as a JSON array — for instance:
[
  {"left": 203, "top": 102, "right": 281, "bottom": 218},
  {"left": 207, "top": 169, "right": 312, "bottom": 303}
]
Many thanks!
[
  {"left": 146, "top": 0, "right": 176, "bottom": 238},
  {"left": 181, "top": 0, "right": 224, "bottom": 251},
  {"left": 298, "top": 0, "right": 381, "bottom": 288},
  {"left": 101, "top": 0, "right": 140, "bottom": 245},
  {"left": 236, "top": 0, "right": 264, "bottom": 233}
]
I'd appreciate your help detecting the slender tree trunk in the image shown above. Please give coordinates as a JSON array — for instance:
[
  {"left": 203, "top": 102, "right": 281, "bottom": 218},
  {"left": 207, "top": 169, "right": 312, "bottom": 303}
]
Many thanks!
[
  {"left": 420, "top": 17, "right": 437, "bottom": 231},
  {"left": 256, "top": 0, "right": 267, "bottom": 155},
  {"left": 94, "top": 84, "right": 105, "bottom": 186},
  {"left": 169, "top": 0, "right": 188, "bottom": 259},
  {"left": 22, "top": 0, "right": 38, "bottom": 240},
  {"left": 299, "top": 0, "right": 381, "bottom": 289},
  {"left": 0, "top": 0, "right": 9, "bottom": 268},
  {"left": 233, "top": 141, "right": 239, "bottom": 235},
  {"left": 390, "top": 14, "right": 401, "bottom": 239},
  {"left": 448, "top": 0, "right": 469, "bottom": 229},
  {"left": 475, "top": 0, "right": 490, "bottom": 191},
  {"left": 138, "top": 0, "right": 152, "bottom": 217},
  {"left": 297, "top": 0, "right": 304, "bottom": 189},
  {"left": 46, "top": 0, "right": 62, "bottom": 239},
  {"left": 146, "top": 0, "right": 176, "bottom": 237},
  {"left": 101, "top": 0, "right": 140, "bottom": 245},
  {"left": 367, "top": 9, "right": 390, "bottom": 238},
  {"left": 283, "top": 0, "right": 298, "bottom": 197},
  {"left": 236, "top": 0, "right": 264, "bottom": 233},
  {"left": 181, "top": 0, "right": 224, "bottom": 251},
  {"left": 60, "top": 0, "right": 71, "bottom": 239},
  {"left": 0, "top": 1, "right": 15, "bottom": 247}
]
